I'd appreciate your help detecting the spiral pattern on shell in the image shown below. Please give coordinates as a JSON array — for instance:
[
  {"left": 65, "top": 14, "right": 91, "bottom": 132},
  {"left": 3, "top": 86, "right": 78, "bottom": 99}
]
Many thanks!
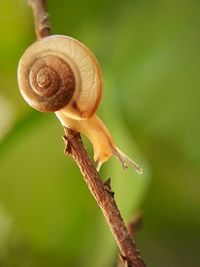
[
  {"left": 18, "top": 53, "right": 75, "bottom": 112},
  {"left": 17, "top": 35, "right": 102, "bottom": 117}
]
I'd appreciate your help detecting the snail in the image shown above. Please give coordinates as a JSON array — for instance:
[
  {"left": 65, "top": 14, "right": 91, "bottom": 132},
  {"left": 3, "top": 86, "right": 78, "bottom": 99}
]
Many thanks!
[{"left": 17, "top": 34, "right": 143, "bottom": 174}]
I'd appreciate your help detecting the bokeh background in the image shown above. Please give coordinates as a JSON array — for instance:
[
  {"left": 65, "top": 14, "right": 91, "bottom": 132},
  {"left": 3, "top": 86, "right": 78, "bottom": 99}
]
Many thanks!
[{"left": 0, "top": 0, "right": 200, "bottom": 266}]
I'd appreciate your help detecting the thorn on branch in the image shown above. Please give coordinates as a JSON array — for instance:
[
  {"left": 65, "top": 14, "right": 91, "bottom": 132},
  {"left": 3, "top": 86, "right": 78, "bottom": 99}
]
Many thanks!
[
  {"left": 104, "top": 177, "right": 115, "bottom": 197},
  {"left": 62, "top": 134, "right": 69, "bottom": 154}
]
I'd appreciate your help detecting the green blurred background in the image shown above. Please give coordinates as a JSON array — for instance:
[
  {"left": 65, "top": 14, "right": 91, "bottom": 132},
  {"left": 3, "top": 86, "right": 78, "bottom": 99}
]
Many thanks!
[{"left": 0, "top": 0, "right": 199, "bottom": 266}]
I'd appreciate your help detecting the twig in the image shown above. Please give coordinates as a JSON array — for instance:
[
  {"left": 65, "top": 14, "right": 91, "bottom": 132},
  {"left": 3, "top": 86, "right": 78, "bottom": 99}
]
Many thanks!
[
  {"left": 63, "top": 129, "right": 146, "bottom": 267},
  {"left": 28, "top": 1, "right": 146, "bottom": 266},
  {"left": 28, "top": 0, "right": 51, "bottom": 39},
  {"left": 118, "top": 213, "right": 143, "bottom": 267}
]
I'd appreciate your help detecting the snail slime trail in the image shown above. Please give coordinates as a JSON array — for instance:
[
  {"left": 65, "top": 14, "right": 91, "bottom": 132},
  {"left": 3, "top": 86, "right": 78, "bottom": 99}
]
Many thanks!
[{"left": 17, "top": 35, "right": 143, "bottom": 174}]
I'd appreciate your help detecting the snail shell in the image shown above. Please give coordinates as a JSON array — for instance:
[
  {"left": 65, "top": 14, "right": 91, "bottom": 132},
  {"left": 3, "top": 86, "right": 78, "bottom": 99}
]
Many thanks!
[{"left": 17, "top": 35, "right": 102, "bottom": 119}]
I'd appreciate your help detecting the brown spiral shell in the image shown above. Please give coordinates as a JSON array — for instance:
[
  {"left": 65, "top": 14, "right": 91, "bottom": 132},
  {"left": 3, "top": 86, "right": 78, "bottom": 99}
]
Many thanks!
[{"left": 17, "top": 35, "right": 102, "bottom": 117}]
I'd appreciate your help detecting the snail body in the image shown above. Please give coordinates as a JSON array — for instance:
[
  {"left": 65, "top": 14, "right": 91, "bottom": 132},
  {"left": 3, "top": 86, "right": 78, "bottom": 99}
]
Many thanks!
[
  {"left": 17, "top": 35, "right": 142, "bottom": 174},
  {"left": 56, "top": 112, "right": 115, "bottom": 169}
]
